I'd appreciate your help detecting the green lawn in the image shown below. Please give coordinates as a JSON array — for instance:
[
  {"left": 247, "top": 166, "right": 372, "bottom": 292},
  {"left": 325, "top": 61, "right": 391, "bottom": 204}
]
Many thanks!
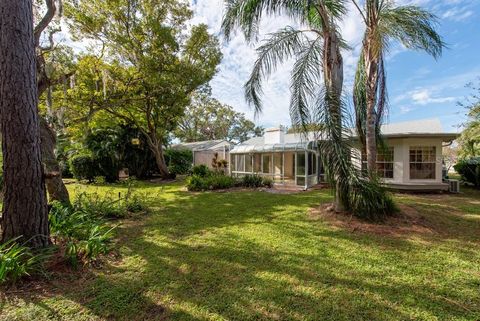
[{"left": 1, "top": 181, "right": 479, "bottom": 321}]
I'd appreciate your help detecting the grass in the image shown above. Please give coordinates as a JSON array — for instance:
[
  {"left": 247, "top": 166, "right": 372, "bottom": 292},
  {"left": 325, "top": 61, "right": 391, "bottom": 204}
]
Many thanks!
[{"left": 0, "top": 180, "right": 479, "bottom": 320}]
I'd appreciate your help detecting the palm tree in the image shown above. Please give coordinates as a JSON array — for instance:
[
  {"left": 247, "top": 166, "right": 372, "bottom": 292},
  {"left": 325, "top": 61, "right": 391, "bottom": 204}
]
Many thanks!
[
  {"left": 222, "top": 0, "right": 395, "bottom": 218},
  {"left": 352, "top": 0, "right": 444, "bottom": 172},
  {"left": 222, "top": 0, "right": 349, "bottom": 211}
]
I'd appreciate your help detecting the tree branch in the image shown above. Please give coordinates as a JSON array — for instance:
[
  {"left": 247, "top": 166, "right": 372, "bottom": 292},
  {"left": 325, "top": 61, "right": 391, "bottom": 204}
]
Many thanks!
[
  {"left": 34, "top": 0, "right": 57, "bottom": 47},
  {"left": 351, "top": 0, "right": 367, "bottom": 25}
]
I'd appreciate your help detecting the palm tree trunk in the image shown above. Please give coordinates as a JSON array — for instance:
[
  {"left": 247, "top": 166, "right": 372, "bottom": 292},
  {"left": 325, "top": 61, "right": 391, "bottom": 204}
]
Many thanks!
[
  {"left": 0, "top": 0, "right": 50, "bottom": 248},
  {"left": 323, "top": 30, "right": 346, "bottom": 212},
  {"left": 364, "top": 33, "right": 379, "bottom": 174}
]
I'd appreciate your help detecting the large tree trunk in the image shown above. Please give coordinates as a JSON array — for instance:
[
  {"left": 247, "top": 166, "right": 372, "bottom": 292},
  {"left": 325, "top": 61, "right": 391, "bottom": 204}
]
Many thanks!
[
  {"left": 40, "top": 118, "right": 70, "bottom": 204},
  {"left": 145, "top": 133, "right": 170, "bottom": 178},
  {"left": 0, "top": 0, "right": 50, "bottom": 248}
]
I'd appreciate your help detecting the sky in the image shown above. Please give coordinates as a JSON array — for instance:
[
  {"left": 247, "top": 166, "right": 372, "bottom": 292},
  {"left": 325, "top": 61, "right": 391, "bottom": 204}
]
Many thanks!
[{"left": 189, "top": 0, "right": 480, "bottom": 133}]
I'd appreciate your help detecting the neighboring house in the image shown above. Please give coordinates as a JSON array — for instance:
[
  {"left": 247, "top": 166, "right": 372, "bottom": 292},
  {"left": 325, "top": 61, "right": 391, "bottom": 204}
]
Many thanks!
[
  {"left": 171, "top": 140, "right": 232, "bottom": 169},
  {"left": 229, "top": 119, "right": 459, "bottom": 191}
]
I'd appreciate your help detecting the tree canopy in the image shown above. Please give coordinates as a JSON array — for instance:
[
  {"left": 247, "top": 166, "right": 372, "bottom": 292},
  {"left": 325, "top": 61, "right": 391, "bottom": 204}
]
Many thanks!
[
  {"left": 176, "top": 89, "right": 263, "bottom": 143},
  {"left": 64, "top": 0, "right": 222, "bottom": 177}
]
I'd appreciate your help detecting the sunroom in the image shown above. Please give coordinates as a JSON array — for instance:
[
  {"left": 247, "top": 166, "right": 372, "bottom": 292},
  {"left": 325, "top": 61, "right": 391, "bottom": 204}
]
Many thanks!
[{"left": 229, "top": 128, "right": 322, "bottom": 189}]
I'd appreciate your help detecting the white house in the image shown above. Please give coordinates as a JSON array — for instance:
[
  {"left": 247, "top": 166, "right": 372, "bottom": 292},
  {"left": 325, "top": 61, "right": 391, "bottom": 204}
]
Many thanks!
[{"left": 229, "top": 119, "right": 459, "bottom": 191}]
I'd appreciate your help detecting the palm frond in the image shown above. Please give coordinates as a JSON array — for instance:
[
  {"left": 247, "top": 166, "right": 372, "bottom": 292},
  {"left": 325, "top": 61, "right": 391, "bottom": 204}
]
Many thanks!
[
  {"left": 289, "top": 35, "right": 323, "bottom": 133},
  {"left": 380, "top": 5, "right": 445, "bottom": 59},
  {"left": 244, "top": 27, "right": 307, "bottom": 113}
]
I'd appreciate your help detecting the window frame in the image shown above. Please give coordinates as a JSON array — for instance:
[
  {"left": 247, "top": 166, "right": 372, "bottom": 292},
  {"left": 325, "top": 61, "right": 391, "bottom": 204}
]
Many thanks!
[{"left": 409, "top": 146, "right": 437, "bottom": 180}]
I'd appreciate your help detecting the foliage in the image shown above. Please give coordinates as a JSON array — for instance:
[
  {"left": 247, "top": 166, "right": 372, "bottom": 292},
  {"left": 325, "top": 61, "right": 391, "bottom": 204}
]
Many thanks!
[
  {"left": 69, "top": 154, "right": 98, "bottom": 183},
  {"left": 242, "top": 174, "right": 265, "bottom": 188},
  {"left": 0, "top": 238, "right": 47, "bottom": 284},
  {"left": 176, "top": 88, "right": 263, "bottom": 143},
  {"left": 221, "top": 0, "right": 396, "bottom": 219},
  {"left": 84, "top": 128, "right": 123, "bottom": 182},
  {"left": 191, "top": 165, "right": 210, "bottom": 178},
  {"left": 458, "top": 79, "right": 480, "bottom": 158},
  {"left": 165, "top": 149, "right": 193, "bottom": 175},
  {"left": 49, "top": 201, "right": 116, "bottom": 266},
  {"left": 454, "top": 157, "right": 480, "bottom": 188},
  {"left": 64, "top": 0, "right": 222, "bottom": 177},
  {"left": 352, "top": 0, "right": 444, "bottom": 171},
  {"left": 186, "top": 173, "right": 238, "bottom": 191},
  {"left": 211, "top": 153, "right": 228, "bottom": 173}
]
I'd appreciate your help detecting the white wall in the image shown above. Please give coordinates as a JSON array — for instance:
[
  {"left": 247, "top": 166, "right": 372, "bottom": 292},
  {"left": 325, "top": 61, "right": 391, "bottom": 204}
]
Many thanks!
[{"left": 351, "top": 137, "right": 444, "bottom": 185}]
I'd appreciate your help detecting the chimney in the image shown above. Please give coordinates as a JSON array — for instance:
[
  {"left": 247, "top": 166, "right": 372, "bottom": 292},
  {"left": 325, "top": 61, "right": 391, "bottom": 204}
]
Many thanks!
[{"left": 264, "top": 126, "right": 285, "bottom": 144}]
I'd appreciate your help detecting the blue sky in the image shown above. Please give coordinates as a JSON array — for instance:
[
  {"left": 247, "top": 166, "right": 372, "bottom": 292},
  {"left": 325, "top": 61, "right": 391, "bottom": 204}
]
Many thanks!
[{"left": 190, "top": 0, "right": 480, "bottom": 133}]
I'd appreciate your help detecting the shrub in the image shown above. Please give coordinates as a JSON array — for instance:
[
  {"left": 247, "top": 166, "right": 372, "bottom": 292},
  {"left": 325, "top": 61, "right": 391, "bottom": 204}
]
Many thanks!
[
  {"left": 49, "top": 201, "right": 116, "bottom": 266},
  {"left": 69, "top": 154, "right": 98, "bottom": 182},
  {"left": 93, "top": 176, "right": 106, "bottom": 185},
  {"left": 165, "top": 149, "right": 193, "bottom": 175},
  {"left": 262, "top": 177, "right": 273, "bottom": 188},
  {"left": 73, "top": 192, "right": 125, "bottom": 219},
  {"left": 191, "top": 164, "right": 210, "bottom": 177},
  {"left": 454, "top": 157, "right": 480, "bottom": 188},
  {"left": 186, "top": 173, "right": 237, "bottom": 191},
  {"left": 0, "top": 238, "right": 47, "bottom": 283},
  {"left": 242, "top": 174, "right": 264, "bottom": 188}
]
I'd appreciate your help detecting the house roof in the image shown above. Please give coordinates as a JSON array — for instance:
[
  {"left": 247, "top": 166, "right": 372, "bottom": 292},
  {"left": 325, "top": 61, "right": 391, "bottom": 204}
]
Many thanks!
[
  {"left": 171, "top": 139, "right": 231, "bottom": 151},
  {"left": 231, "top": 118, "right": 459, "bottom": 154}
]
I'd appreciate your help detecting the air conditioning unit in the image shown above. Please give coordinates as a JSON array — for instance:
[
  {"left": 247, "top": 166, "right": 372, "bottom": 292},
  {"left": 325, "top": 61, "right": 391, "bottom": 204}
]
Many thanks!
[{"left": 448, "top": 179, "right": 460, "bottom": 193}]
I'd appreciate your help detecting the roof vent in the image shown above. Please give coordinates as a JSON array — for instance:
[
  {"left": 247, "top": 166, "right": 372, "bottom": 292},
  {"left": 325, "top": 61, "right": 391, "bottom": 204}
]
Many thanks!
[{"left": 264, "top": 126, "right": 285, "bottom": 144}]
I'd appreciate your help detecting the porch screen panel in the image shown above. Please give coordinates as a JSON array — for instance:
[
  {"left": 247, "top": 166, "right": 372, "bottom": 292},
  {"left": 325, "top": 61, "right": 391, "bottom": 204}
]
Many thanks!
[
  {"left": 237, "top": 154, "right": 245, "bottom": 172},
  {"left": 296, "top": 153, "right": 305, "bottom": 175},
  {"left": 409, "top": 146, "right": 436, "bottom": 179},
  {"left": 274, "top": 153, "right": 283, "bottom": 175},
  {"left": 254, "top": 154, "right": 261, "bottom": 172},
  {"left": 262, "top": 154, "right": 272, "bottom": 174},
  {"left": 245, "top": 155, "right": 253, "bottom": 172}
]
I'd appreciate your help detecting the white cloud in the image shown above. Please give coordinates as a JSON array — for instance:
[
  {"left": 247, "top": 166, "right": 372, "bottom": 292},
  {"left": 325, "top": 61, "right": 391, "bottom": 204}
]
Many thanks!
[{"left": 410, "top": 89, "right": 456, "bottom": 105}]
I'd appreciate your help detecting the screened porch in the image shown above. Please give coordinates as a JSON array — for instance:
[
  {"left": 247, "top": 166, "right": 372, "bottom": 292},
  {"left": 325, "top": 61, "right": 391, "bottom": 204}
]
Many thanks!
[{"left": 229, "top": 142, "right": 321, "bottom": 189}]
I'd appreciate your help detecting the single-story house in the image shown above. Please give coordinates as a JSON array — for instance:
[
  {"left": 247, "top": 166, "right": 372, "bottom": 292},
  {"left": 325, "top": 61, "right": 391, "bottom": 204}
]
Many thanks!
[
  {"left": 229, "top": 119, "right": 459, "bottom": 191},
  {"left": 171, "top": 139, "right": 232, "bottom": 169}
]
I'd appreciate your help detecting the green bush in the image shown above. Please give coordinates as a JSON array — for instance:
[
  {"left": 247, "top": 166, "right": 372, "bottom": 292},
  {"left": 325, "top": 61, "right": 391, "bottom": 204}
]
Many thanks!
[
  {"left": 0, "top": 238, "right": 47, "bottom": 283},
  {"left": 165, "top": 149, "right": 193, "bottom": 175},
  {"left": 454, "top": 157, "right": 480, "bottom": 188},
  {"left": 262, "top": 177, "right": 273, "bottom": 188},
  {"left": 242, "top": 174, "right": 264, "bottom": 188},
  {"left": 69, "top": 154, "right": 98, "bottom": 183},
  {"left": 191, "top": 164, "right": 210, "bottom": 177},
  {"left": 73, "top": 192, "right": 125, "bottom": 219},
  {"left": 49, "top": 201, "right": 116, "bottom": 267},
  {"left": 186, "top": 173, "right": 237, "bottom": 191}
]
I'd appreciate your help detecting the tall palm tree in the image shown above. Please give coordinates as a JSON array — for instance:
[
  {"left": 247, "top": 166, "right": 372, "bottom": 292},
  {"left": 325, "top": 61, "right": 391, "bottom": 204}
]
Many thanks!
[
  {"left": 352, "top": 0, "right": 444, "bottom": 172},
  {"left": 222, "top": 0, "right": 395, "bottom": 218},
  {"left": 222, "top": 0, "right": 349, "bottom": 211}
]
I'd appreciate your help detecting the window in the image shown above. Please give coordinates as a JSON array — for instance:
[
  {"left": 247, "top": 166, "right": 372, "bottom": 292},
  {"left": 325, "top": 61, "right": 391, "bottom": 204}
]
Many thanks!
[
  {"left": 377, "top": 147, "right": 394, "bottom": 179},
  {"left": 245, "top": 155, "right": 253, "bottom": 172},
  {"left": 361, "top": 147, "right": 394, "bottom": 179},
  {"left": 409, "top": 146, "right": 436, "bottom": 179},
  {"left": 262, "top": 154, "right": 272, "bottom": 173}
]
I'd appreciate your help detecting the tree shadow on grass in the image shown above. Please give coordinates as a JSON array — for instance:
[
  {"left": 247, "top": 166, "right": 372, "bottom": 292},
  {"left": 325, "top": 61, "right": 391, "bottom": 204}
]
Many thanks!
[{"left": 2, "top": 187, "right": 480, "bottom": 320}]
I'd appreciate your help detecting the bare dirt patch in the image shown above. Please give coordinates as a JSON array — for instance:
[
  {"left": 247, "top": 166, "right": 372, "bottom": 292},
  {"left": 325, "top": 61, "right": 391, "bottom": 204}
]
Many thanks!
[{"left": 308, "top": 203, "right": 436, "bottom": 238}]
